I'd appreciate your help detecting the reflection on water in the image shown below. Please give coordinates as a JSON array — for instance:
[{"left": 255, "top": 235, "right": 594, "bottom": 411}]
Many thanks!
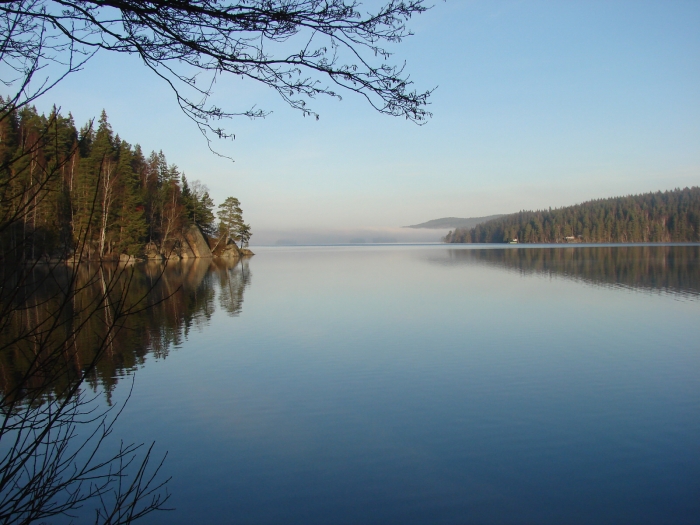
[
  {"left": 132, "top": 244, "right": 699, "bottom": 525},
  {"left": 0, "top": 257, "right": 251, "bottom": 399},
  {"left": 431, "top": 244, "right": 700, "bottom": 297},
  {"left": 3, "top": 245, "right": 699, "bottom": 402},
  {"left": 4, "top": 244, "right": 697, "bottom": 524}
]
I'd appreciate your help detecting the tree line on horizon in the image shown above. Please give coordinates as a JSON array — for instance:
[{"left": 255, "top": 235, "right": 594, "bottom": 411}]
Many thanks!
[
  {"left": 444, "top": 187, "right": 700, "bottom": 244},
  {"left": 0, "top": 101, "right": 250, "bottom": 262}
]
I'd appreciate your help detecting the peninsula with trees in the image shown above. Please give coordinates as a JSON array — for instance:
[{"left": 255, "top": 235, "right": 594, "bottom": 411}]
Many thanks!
[
  {"left": 0, "top": 102, "right": 252, "bottom": 262},
  {"left": 0, "top": 1, "right": 435, "bottom": 522},
  {"left": 444, "top": 187, "right": 700, "bottom": 244}
]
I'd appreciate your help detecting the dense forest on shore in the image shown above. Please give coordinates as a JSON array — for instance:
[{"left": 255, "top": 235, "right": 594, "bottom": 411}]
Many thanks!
[
  {"left": 0, "top": 101, "right": 250, "bottom": 261},
  {"left": 445, "top": 187, "right": 700, "bottom": 244}
]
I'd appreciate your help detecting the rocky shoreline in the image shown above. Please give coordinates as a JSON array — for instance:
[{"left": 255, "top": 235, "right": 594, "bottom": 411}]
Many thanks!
[
  {"left": 31, "top": 225, "right": 254, "bottom": 265},
  {"left": 142, "top": 225, "right": 254, "bottom": 263}
]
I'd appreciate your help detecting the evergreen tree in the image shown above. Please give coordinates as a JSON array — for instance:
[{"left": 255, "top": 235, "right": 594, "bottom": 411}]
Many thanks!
[
  {"left": 447, "top": 188, "right": 700, "bottom": 244},
  {"left": 1, "top": 103, "right": 253, "bottom": 260},
  {"left": 217, "top": 197, "right": 243, "bottom": 245},
  {"left": 182, "top": 176, "right": 216, "bottom": 234},
  {"left": 113, "top": 139, "right": 147, "bottom": 254},
  {"left": 237, "top": 222, "right": 252, "bottom": 248}
]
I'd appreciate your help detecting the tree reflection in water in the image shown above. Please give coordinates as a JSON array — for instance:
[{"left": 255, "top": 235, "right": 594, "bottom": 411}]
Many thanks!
[
  {"left": 0, "top": 257, "right": 251, "bottom": 401},
  {"left": 434, "top": 245, "right": 700, "bottom": 297},
  {"left": 215, "top": 258, "right": 251, "bottom": 317}
]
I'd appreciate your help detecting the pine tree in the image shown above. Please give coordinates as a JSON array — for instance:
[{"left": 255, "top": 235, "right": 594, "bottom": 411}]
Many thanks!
[
  {"left": 217, "top": 197, "right": 243, "bottom": 245},
  {"left": 181, "top": 176, "right": 216, "bottom": 234},
  {"left": 2, "top": 103, "right": 254, "bottom": 260},
  {"left": 447, "top": 188, "right": 700, "bottom": 244}
]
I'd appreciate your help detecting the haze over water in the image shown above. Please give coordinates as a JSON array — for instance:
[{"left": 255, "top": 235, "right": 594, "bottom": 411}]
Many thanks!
[{"left": 88, "top": 245, "right": 699, "bottom": 524}]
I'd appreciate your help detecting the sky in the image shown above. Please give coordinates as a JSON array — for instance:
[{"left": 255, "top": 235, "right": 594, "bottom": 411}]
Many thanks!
[{"left": 12, "top": 0, "right": 700, "bottom": 244}]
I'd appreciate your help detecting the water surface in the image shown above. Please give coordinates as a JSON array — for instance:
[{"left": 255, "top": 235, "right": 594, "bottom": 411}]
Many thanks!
[{"left": 63, "top": 246, "right": 700, "bottom": 523}]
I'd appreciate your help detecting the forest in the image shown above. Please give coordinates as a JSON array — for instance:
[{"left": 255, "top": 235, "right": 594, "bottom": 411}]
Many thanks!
[
  {"left": 0, "top": 101, "right": 250, "bottom": 262},
  {"left": 445, "top": 187, "right": 700, "bottom": 244},
  {"left": 0, "top": 101, "right": 256, "bottom": 522}
]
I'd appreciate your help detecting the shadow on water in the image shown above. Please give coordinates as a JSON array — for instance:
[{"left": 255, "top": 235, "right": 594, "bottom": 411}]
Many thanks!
[
  {"left": 427, "top": 244, "right": 700, "bottom": 298},
  {"left": 0, "top": 257, "right": 251, "bottom": 401}
]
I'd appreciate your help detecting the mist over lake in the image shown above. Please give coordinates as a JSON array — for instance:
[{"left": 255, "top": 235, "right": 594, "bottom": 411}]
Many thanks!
[{"left": 35, "top": 244, "right": 696, "bottom": 524}]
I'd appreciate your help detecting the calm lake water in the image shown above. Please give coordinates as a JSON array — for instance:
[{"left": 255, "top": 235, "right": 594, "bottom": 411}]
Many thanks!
[{"left": 82, "top": 245, "right": 700, "bottom": 523}]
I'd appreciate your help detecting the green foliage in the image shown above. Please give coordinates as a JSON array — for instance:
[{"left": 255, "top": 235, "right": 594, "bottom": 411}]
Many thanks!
[
  {"left": 217, "top": 196, "right": 243, "bottom": 244},
  {"left": 0, "top": 103, "right": 248, "bottom": 259},
  {"left": 446, "top": 188, "right": 700, "bottom": 244},
  {"left": 237, "top": 223, "right": 252, "bottom": 248},
  {"left": 214, "top": 196, "right": 252, "bottom": 249},
  {"left": 181, "top": 175, "right": 216, "bottom": 234}
]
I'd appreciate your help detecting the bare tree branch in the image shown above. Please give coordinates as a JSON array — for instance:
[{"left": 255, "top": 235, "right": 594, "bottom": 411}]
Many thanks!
[
  {"left": 0, "top": 115, "right": 172, "bottom": 524},
  {"left": 0, "top": 0, "right": 434, "bottom": 146}
]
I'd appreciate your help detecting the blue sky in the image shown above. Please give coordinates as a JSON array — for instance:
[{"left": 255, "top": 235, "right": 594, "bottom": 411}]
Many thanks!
[{"left": 18, "top": 0, "right": 700, "bottom": 242}]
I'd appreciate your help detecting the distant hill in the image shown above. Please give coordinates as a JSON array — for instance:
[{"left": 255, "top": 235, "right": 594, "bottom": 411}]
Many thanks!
[
  {"left": 404, "top": 215, "right": 505, "bottom": 229},
  {"left": 445, "top": 187, "right": 700, "bottom": 244}
]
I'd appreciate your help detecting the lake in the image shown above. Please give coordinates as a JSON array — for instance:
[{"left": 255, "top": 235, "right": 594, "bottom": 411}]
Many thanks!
[{"left": 10, "top": 245, "right": 700, "bottom": 524}]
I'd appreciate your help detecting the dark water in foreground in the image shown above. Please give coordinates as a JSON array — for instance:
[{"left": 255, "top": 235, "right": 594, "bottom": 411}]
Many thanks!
[{"left": 71, "top": 246, "right": 700, "bottom": 523}]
